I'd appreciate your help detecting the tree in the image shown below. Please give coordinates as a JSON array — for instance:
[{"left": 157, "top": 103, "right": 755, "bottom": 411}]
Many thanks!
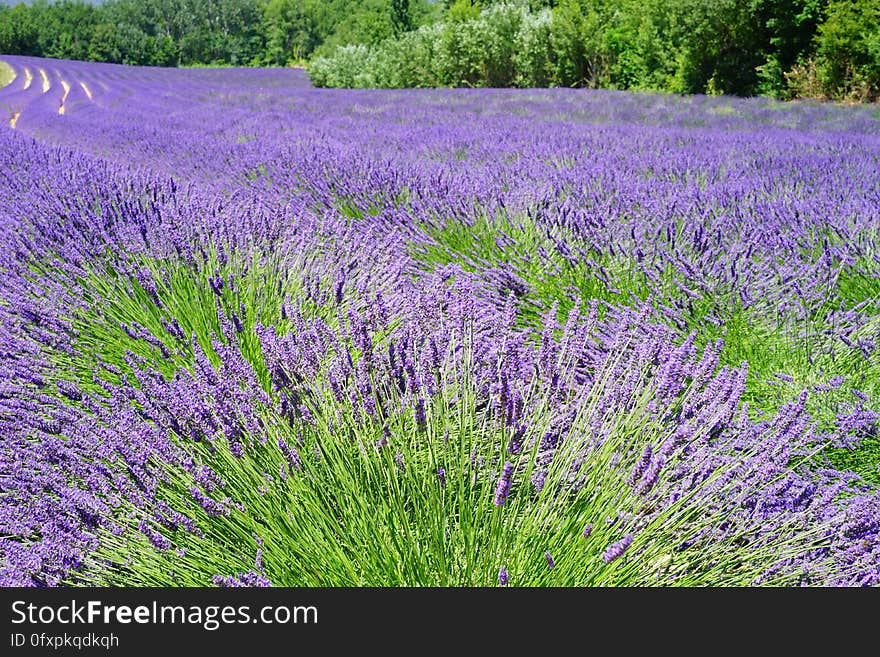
[
  {"left": 0, "top": 4, "right": 41, "bottom": 56},
  {"left": 391, "top": 0, "right": 413, "bottom": 35},
  {"left": 260, "top": 0, "right": 319, "bottom": 65},
  {"left": 814, "top": 0, "right": 880, "bottom": 99}
]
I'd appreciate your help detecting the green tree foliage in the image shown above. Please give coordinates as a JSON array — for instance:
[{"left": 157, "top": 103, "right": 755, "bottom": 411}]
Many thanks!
[
  {"left": 314, "top": 0, "right": 395, "bottom": 55},
  {"left": 0, "top": 0, "right": 436, "bottom": 68},
  {"left": 756, "top": 0, "right": 827, "bottom": 96},
  {"left": 391, "top": 0, "right": 413, "bottom": 35},
  {"left": 813, "top": 0, "right": 880, "bottom": 100},
  {"left": 0, "top": 0, "right": 99, "bottom": 60},
  {"left": 0, "top": 4, "right": 42, "bottom": 57},
  {"left": 99, "top": 0, "right": 265, "bottom": 66},
  {"left": 259, "top": 0, "right": 320, "bottom": 65},
  {"left": 309, "top": 0, "right": 879, "bottom": 100}
]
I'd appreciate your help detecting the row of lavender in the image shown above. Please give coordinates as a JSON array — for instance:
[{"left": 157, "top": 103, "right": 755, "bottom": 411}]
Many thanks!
[{"left": 0, "top": 56, "right": 877, "bottom": 586}]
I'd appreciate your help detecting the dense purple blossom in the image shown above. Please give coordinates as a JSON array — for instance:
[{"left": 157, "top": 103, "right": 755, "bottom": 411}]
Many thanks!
[{"left": 0, "top": 56, "right": 877, "bottom": 587}]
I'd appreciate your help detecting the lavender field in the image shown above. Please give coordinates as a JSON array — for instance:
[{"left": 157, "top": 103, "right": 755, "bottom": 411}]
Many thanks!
[{"left": 1, "top": 56, "right": 878, "bottom": 587}]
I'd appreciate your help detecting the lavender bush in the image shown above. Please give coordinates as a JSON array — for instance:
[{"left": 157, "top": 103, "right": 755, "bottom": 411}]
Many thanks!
[{"left": 0, "top": 56, "right": 877, "bottom": 586}]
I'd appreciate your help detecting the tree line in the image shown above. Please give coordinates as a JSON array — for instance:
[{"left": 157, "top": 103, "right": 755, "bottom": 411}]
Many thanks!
[
  {"left": 0, "top": 0, "right": 437, "bottom": 67},
  {"left": 311, "top": 0, "right": 880, "bottom": 101},
  {"left": 1, "top": 0, "right": 878, "bottom": 101}
]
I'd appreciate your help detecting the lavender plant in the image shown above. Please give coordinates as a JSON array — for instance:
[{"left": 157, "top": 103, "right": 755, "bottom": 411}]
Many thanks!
[{"left": 0, "top": 56, "right": 877, "bottom": 587}]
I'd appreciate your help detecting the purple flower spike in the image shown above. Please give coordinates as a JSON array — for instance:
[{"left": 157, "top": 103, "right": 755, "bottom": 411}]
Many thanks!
[
  {"left": 212, "top": 572, "right": 272, "bottom": 587},
  {"left": 602, "top": 534, "right": 634, "bottom": 564},
  {"left": 494, "top": 462, "right": 514, "bottom": 506},
  {"left": 1, "top": 57, "right": 878, "bottom": 588}
]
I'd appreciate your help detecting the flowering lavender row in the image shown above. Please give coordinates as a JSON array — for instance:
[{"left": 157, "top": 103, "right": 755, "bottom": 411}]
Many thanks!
[{"left": 0, "top": 56, "right": 877, "bottom": 586}]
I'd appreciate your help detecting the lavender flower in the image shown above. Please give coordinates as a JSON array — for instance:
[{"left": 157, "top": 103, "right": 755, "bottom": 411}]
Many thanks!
[
  {"left": 494, "top": 462, "right": 514, "bottom": 506},
  {"left": 1, "top": 56, "right": 878, "bottom": 589},
  {"left": 602, "top": 535, "right": 634, "bottom": 564},
  {"left": 212, "top": 572, "right": 272, "bottom": 587},
  {"left": 628, "top": 444, "right": 653, "bottom": 487}
]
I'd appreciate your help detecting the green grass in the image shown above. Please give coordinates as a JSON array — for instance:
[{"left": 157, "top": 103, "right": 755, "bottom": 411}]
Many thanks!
[
  {"left": 827, "top": 437, "right": 880, "bottom": 485},
  {"left": 409, "top": 210, "right": 880, "bottom": 483},
  {"left": 410, "top": 212, "right": 644, "bottom": 326},
  {"left": 12, "top": 225, "right": 836, "bottom": 585},
  {"left": 77, "top": 307, "right": 836, "bottom": 586},
  {"left": 0, "top": 60, "right": 14, "bottom": 89},
  {"left": 13, "top": 186, "right": 872, "bottom": 585},
  {"left": 43, "top": 243, "right": 353, "bottom": 401}
]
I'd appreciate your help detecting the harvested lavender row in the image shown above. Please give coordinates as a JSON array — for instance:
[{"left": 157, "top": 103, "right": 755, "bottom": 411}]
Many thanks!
[{"left": 0, "top": 56, "right": 877, "bottom": 587}]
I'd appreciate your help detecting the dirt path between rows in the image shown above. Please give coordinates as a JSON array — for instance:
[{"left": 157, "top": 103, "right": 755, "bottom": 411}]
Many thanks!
[{"left": 59, "top": 80, "right": 70, "bottom": 115}]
